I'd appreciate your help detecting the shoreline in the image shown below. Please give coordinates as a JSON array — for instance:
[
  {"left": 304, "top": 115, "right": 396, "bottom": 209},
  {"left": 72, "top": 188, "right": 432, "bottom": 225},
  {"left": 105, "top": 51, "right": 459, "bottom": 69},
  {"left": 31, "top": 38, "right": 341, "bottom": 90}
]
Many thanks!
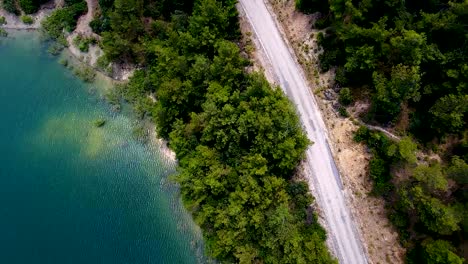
[
  {"left": 1, "top": 1, "right": 134, "bottom": 82},
  {"left": 0, "top": 8, "right": 53, "bottom": 30},
  {"left": 1, "top": 4, "right": 176, "bottom": 162}
]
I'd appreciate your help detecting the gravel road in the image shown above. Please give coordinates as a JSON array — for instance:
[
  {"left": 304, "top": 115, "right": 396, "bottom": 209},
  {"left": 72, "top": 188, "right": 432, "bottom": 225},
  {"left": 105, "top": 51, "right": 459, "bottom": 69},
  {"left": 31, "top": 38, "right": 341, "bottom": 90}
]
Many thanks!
[{"left": 237, "top": 1, "right": 368, "bottom": 263}]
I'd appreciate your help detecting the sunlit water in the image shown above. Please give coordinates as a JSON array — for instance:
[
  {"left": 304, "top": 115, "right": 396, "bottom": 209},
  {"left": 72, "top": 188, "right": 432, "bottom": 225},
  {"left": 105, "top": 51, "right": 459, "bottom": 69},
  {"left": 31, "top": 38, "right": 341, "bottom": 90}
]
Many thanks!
[{"left": 0, "top": 31, "right": 205, "bottom": 264}]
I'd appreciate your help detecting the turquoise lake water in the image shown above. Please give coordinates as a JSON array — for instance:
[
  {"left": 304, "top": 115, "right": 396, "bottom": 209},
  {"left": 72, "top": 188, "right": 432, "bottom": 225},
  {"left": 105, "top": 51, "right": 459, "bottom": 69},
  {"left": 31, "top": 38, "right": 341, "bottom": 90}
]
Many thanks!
[{"left": 0, "top": 31, "right": 205, "bottom": 263}]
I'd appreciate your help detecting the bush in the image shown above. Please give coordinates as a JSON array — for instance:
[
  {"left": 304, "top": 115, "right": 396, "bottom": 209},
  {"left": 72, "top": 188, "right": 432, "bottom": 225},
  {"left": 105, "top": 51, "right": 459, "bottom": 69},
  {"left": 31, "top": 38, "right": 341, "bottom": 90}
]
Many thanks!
[
  {"left": 339, "top": 87, "right": 353, "bottom": 106},
  {"left": 41, "top": 2, "right": 87, "bottom": 39},
  {"left": 0, "top": 28, "right": 8, "bottom": 37},
  {"left": 73, "top": 35, "right": 97, "bottom": 52},
  {"left": 21, "top": 15, "right": 34, "bottom": 24},
  {"left": 90, "top": 16, "right": 111, "bottom": 34},
  {"left": 58, "top": 58, "right": 68, "bottom": 66},
  {"left": 315, "top": 16, "right": 332, "bottom": 29},
  {"left": 2, "top": 0, "right": 20, "bottom": 15},
  {"left": 93, "top": 118, "right": 106, "bottom": 127},
  {"left": 19, "top": 0, "right": 47, "bottom": 14},
  {"left": 369, "top": 156, "right": 391, "bottom": 195},
  {"left": 73, "top": 66, "right": 96, "bottom": 83},
  {"left": 0, "top": 16, "right": 6, "bottom": 26},
  {"left": 334, "top": 67, "right": 347, "bottom": 86},
  {"left": 47, "top": 42, "right": 65, "bottom": 55},
  {"left": 338, "top": 106, "right": 349, "bottom": 117},
  {"left": 96, "top": 55, "right": 113, "bottom": 75},
  {"left": 319, "top": 49, "right": 338, "bottom": 72},
  {"left": 296, "top": 0, "right": 329, "bottom": 14},
  {"left": 354, "top": 126, "right": 370, "bottom": 142}
]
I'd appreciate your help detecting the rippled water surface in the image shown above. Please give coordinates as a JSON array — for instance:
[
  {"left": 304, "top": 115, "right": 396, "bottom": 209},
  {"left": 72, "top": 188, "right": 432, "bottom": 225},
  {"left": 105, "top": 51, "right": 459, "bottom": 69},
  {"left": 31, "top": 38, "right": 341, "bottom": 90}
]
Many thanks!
[{"left": 0, "top": 31, "right": 204, "bottom": 264}]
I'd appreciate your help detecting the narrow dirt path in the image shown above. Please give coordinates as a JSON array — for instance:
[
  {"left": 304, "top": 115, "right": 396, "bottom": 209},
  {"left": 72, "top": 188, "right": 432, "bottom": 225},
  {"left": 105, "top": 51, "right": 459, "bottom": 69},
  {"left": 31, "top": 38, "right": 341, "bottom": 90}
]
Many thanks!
[
  {"left": 66, "top": 0, "right": 101, "bottom": 66},
  {"left": 74, "top": 0, "right": 97, "bottom": 36}
]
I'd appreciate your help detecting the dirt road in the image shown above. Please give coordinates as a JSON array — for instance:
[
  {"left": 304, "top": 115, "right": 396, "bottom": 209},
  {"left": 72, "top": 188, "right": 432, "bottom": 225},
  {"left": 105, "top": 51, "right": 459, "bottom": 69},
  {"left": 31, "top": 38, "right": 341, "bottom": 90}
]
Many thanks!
[{"left": 237, "top": 1, "right": 368, "bottom": 263}]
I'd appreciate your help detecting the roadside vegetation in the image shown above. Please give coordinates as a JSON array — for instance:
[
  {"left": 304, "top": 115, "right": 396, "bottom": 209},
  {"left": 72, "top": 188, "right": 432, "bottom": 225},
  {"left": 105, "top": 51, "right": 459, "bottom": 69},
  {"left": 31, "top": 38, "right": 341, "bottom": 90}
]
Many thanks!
[
  {"left": 296, "top": 0, "right": 467, "bottom": 262},
  {"left": 87, "top": 0, "right": 337, "bottom": 262}
]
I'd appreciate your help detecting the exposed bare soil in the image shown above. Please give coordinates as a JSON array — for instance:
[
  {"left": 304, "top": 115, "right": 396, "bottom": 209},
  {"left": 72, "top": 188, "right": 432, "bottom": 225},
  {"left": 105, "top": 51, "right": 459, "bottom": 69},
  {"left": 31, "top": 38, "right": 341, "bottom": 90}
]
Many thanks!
[
  {"left": 66, "top": 0, "right": 101, "bottom": 68},
  {"left": 0, "top": 0, "right": 56, "bottom": 29},
  {"left": 264, "top": 0, "right": 405, "bottom": 263}
]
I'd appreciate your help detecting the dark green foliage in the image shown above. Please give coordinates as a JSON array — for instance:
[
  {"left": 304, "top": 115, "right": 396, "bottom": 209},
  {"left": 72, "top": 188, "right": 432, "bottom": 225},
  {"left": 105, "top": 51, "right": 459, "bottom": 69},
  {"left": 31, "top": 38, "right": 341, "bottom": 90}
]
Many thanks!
[
  {"left": 295, "top": 0, "right": 328, "bottom": 14},
  {"left": 65, "top": 0, "right": 84, "bottom": 5},
  {"left": 369, "top": 156, "right": 391, "bottom": 195},
  {"left": 21, "top": 15, "right": 33, "bottom": 24},
  {"left": 2, "top": 0, "right": 20, "bottom": 15},
  {"left": 111, "top": 0, "right": 336, "bottom": 262},
  {"left": 72, "top": 66, "right": 96, "bottom": 83},
  {"left": 73, "top": 35, "right": 97, "bottom": 52},
  {"left": 338, "top": 106, "right": 349, "bottom": 117},
  {"left": 0, "top": 28, "right": 7, "bottom": 37},
  {"left": 19, "top": 0, "right": 48, "bottom": 14},
  {"left": 448, "top": 156, "right": 468, "bottom": 185},
  {"left": 421, "top": 240, "right": 464, "bottom": 264},
  {"left": 309, "top": 0, "right": 468, "bottom": 139},
  {"left": 354, "top": 127, "right": 466, "bottom": 261},
  {"left": 93, "top": 118, "right": 106, "bottom": 127},
  {"left": 89, "top": 16, "right": 111, "bottom": 34},
  {"left": 98, "top": 0, "right": 115, "bottom": 11},
  {"left": 338, "top": 87, "right": 352, "bottom": 106},
  {"left": 42, "top": 1, "right": 87, "bottom": 39},
  {"left": 305, "top": 0, "right": 468, "bottom": 259},
  {"left": 95, "top": 0, "right": 196, "bottom": 63}
]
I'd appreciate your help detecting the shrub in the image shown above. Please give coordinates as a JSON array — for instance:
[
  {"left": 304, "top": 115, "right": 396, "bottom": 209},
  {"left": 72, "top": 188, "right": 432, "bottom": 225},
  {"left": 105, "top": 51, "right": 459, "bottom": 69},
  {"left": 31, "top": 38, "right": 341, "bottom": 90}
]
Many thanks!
[
  {"left": 369, "top": 156, "right": 391, "bottom": 195},
  {"left": 93, "top": 118, "right": 106, "bottom": 127},
  {"left": 58, "top": 58, "right": 68, "bottom": 66},
  {"left": 0, "top": 28, "right": 8, "bottom": 37},
  {"left": 339, "top": 87, "right": 353, "bottom": 106},
  {"left": 47, "top": 42, "right": 65, "bottom": 55},
  {"left": 21, "top": 15, "right": 34, "bottom": 24},
  {"left": 338, "top": 106, "right": 349, "bottom": 117},
  {"left": 41, "top": 2, "right": 87, "bottom": 39},
  {"left": 90, "top": 16, "right": 111, "bottom": 34},
  {"left": 0, "top": 16, "right": 6, "bottom": 26},
  {"left": 296, "top": 0, "right": 329, "bottom": 14},
  {"left": 73, "top": 35, "right": 97, "bottom": 52},
  {"left": 73, "top": 66, "right": 96, "bottom": 82},
  {"left": 96, "top": 55, "right": 113, "bottom": 75},
  {"left": 315, "top": 16, "right": 332, "bottom": 29},
  {"left": 334, "top": 67, "right": 347, "bottom": 86},
  {"left": 19, "top": 0, "right": 48, "bottom": 14},
  {"left": 354, "top": 126, "right": 370, "bottom": 142},
  {"left": 2, "top": 0, "right": 20, "bottom": 15}
]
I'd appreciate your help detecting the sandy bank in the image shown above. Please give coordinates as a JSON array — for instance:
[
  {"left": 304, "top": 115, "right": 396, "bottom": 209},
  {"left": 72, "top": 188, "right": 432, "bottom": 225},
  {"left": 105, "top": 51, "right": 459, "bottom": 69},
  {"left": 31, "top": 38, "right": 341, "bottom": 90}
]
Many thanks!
[
  {"left": 0, "top": 7, "right": 52, "bottom": 29},
  {"left": 1, "top": 0, "right": 134, "bottom": 81}
]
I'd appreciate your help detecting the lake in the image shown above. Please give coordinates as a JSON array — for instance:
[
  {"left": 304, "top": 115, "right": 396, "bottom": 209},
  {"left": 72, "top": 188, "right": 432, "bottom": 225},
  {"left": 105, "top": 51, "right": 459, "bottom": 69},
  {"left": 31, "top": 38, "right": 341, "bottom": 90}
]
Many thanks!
[{"left": 0, "top": 31, "right": 205, "bottom": 264}]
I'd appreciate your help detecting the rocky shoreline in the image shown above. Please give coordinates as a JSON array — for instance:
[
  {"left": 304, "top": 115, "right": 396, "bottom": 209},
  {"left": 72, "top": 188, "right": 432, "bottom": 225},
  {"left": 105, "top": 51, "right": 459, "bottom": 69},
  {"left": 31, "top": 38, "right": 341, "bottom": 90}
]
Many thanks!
[{"left": 0, "top": 0, "right": 133, "bottom": 81}]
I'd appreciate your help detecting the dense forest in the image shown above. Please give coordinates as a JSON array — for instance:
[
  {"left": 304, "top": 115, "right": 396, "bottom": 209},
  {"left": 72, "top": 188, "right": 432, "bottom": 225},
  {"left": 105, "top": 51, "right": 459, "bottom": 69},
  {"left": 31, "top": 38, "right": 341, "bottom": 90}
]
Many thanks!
[
  {"left": 41, "top": 0, "right": 337, "bottom": 263},
  {"left": 296, "top": 0, "right": 467, "bottom": 262}
]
